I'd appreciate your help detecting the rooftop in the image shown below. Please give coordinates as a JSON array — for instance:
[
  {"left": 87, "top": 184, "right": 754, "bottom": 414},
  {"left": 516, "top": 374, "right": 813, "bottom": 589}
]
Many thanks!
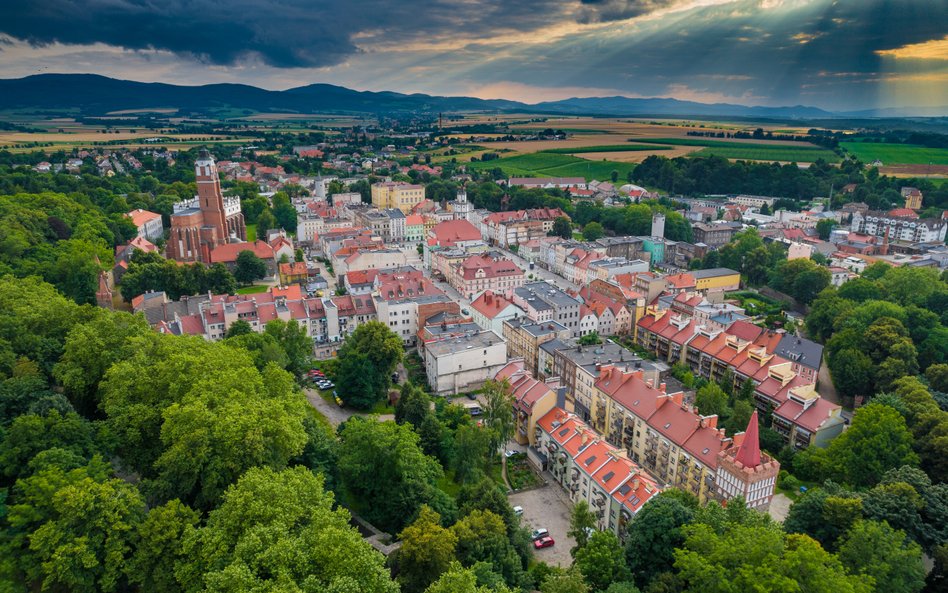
[{"left": 425, "top": 330, "right": 505, "bottom": 357}]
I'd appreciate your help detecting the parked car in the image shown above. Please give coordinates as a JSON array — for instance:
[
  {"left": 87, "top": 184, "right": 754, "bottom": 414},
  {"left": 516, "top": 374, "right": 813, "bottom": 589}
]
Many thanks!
[
  {"left": 468, "top": 406, "right": 483, "bottom": 417},
  {"left": 531, "top": 528, "right": 549, "bottom": 541},
  {"left": 533, "top": 536, "right": 555, "bottom": 549},
  {"left": 504, "top": 450, "right": 520, "bottom": 458},
  {"left": 513, "top": 506, "right": 524, "bottom": 516},
  {"left": 466, "top": 392, "right": 478, "bottom": 400},
  {"left": 391, "top": 372, "right": 400, "bottom": 383}
]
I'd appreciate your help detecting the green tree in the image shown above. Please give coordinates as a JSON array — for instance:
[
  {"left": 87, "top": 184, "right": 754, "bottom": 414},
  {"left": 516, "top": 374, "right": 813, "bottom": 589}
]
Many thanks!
[
  {"left": 541, "top": 568, "right": 590, "bottom": 593},
  {"left": 7, "top": 459, "right": 145, "bottom": 593},
  {"left": 694, "top": 382, "right": 729, "bottom": 419},
  {"left": 624, "top": 494, "right": 694, "bottom": 586},
  {"left": 0, "top": 410, "right": 98, "bottom": 479},
  {"left": 264, "top": 319, "right": 312, "bottom": 376},
  {"left": 179, "top": 466, "right": 397, "bottom": 593},
  {"left": 233, "top": 249, "right": 268, "bottom": 285},
  {"left": 458, "top": 477, "right": 515, "bottom": 529},
  {"left": 574, "top": 530, "right": 631, "bottom": 592},
  {"left": 397, "top": 382, "right": 433, "bottom": 428},
  {"left": 482, "top": 379, "right": 515, "bottom": 462},
  {"left": 425, "top": 562, "right": 515, "bottom": 593},
  {"left": 837, "top": 520, "right": 925, "bottom": 593},
  {"left": 127, "top": 499, "right": 200, "bottom": 593},
  {"left": 583, "top": 222, "right": 605, "bottom": 241},
  {"left": 338, "top": 417, "right": 446, "bottom": 533},
  {"left": 224, "top": 319, "right": 252, "bottom": 337},
  {"left": 578, "top": 331, "right": 602, "bottom": 345},
  {"left": 569, "top": 500, "right": 598, "bottom": 553},
  {"left": 822, "top": 403, "right": 919, "bottom": 487},
  {"left": 335, "top": 321, "right": 403, "bottom": 409},
  {"left": 451, "top": 510, "right": 527, "bottom": 588},
  {"left": 255, "top": 208, "right": 277, "bottom": 239},
  {"left": 397, "top": 506, "right": 459, "bottom": 593},
  {"left": 829, "top": 348, "right": 874, "bottom": 400},
  {"left": 551, "top": 216, "right": 573, "bottom": 239},
  {"left": 453, "top": 424, "right": 491, "bottom": 484},
  {"left": 816, "top": 218, "right": 835, "bottom": 240},
  {"left": 271, "top": 192, "right": 298, "bottom": 233},
  {"left": 100, "top": 336, "right": 307, "bottom": 509},
  {"left": 674, "top": 523, "right": 871, "bottom": 593}
]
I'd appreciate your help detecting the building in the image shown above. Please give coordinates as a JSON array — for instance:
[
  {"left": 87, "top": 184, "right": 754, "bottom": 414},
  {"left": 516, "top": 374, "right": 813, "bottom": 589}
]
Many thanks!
[
  {"left": 279, "top": 261, "right": 309, "bottom": 285},
  {"left": 690, "top": 268, "right": 741, "bottom": 293},
  {"left": 535, "top": 408, "right": 662, "bottom": 537},
  {"left": 714, "top": 411, "right": 780, "bottom": 509},
  {"left": 371, "top": 181, "right": 425, "bottom": 213},
  {"left": 335, "top": 249, "right": 408, "bottom": 277},
  {"left": 470, "top": 290, "right": 526, "bottom": 335},
  {"left": 508, "top": 177, "right": 587, "bottom": 190},
  {"left": 208, "top": 241, "right": 276, "bottom": 276},
  {"left": 405, "top": 214, "right": 425, "bottom": 243},
  {"left": 512, "top": 281, "right": 583, "bottom": 336},
  {"left": 502, "top": 318, "right": 572, "bottom": 376},
  {"left": 851, "top": 210, "right": 946, "bottom": 244},
  {"left": 495, "top": 360, "right": 563, "bottom": 446},
  {"left": 127, "top": 209, "right": 164, "bottom": 241},
  {"left": 423, "top": 330, "right": 507, "bottom": 395},
  {"left": 167, "top": 150, "right": 247, "bottom": 263},
  {"left": 691, "top": 222, "right": 739, "bottom": 247},
  {"left": 450, "top": 254, "right": 525, "bottom": 300},
  {"left": 902, "top": 186, "right": 923, "bottom": 210},
  {"left": 481, "top": 209, "right": 570, "bottom": 247},
  {"left": 787, "top": 241, "right": 813, "bottom": 260},
  {"left": 772, "top": 334, "right": 823, "bottom": 385}
]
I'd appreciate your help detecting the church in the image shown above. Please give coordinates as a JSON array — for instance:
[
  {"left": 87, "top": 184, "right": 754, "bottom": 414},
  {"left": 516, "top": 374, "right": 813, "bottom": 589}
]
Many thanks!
[{"left": 167, "top": 150, "right": 247, "bottom": 263}]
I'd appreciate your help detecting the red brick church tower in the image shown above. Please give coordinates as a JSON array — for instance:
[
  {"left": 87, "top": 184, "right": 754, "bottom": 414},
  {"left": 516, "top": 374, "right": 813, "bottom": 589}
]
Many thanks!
[{"left": 167, "top": 149, "right": 246, "bottom": 263}]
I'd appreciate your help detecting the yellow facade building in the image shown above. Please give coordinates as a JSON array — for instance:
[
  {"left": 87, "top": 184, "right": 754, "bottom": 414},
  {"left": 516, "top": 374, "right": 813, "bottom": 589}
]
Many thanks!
[{"left": 371, "top": 181, "right": 425, "bottom": 213}]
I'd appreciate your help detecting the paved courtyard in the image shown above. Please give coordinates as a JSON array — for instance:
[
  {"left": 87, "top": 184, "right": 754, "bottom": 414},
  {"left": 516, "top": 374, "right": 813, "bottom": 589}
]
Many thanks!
[{"left": 508, "top": 478, "right": 576, "bottom": 567}]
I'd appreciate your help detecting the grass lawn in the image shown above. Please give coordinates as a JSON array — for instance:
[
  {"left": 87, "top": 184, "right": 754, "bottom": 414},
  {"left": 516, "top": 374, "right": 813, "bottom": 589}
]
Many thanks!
[
  {"left": 506, "top": 455, "right": 543, "bottom": 490},
  {"left": 437, "top": 472, "right": 462, "bottom": 499},
  {"left": 236, "top": 284, "right": 268, "bottom": 294},
  {"left": 246, "top": 223, "right": 256, "bottom": 242},
  {"left": 839, "top": 141, "right": 948, "bottom": 166},
  {"left": 368, "top": 399, "right": 395, "bottom": 415}
]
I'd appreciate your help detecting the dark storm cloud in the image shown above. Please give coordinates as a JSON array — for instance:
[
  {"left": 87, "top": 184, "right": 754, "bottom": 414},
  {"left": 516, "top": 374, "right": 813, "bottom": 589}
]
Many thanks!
[
  {"left": 1, "top": 0, "right": 597, "bottom": 68},
  {"left": 577, "top": 0, "right": 681, "bottom": 22}
]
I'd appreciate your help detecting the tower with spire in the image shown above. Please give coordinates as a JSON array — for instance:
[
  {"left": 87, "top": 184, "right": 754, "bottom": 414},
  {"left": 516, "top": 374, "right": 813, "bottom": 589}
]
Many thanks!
[
  {"left": 714, "top": 410, "right": 780, "bottom": 510},
  {"left": 166, "top": 148, "right": 246, "bottom": 263},
  {"left": 450, "top": 187, "right": 473, "bottom": 221}
]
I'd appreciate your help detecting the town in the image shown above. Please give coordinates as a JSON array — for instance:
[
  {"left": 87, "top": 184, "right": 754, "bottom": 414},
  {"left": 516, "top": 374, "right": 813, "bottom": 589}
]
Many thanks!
[
  {"left": 1, "top": 122, "right": 944, "bottom": 591},
  {"left": 1, "top": 5, "right": 947, "bottom": 588}
]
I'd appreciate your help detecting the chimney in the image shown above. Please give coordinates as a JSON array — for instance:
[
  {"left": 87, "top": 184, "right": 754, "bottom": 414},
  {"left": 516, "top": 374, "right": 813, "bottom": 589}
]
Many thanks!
[{"left": 659, "top": 382, "right": 666, "bottom": 393}]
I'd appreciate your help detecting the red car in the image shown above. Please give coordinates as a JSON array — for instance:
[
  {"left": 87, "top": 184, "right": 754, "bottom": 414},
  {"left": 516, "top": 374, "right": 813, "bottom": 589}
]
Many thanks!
[{"left": 533, "top": 536, "right": 555, "bottom": 549}]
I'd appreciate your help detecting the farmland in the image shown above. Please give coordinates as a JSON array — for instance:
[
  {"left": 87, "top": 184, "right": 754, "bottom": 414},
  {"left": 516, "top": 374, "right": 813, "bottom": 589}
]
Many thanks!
[
  {"left": 468, "top": 152, "right": 636, "bottom": 181},
  {"left": 627, "top": 137, "right": 840, "bottom": 163},
  {"left": 839, "top": 142, "right": 948, "bottom": 166},
  {"left": 542, "top": 144, "right": 672, "bottom": 154}
]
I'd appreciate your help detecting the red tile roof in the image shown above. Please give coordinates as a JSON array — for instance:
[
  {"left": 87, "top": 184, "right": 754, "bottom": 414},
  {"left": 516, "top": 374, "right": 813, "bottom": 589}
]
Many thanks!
[
  {"left": 471, "top": 290, "right": 519, "bottom": 319},
  {"left": 209, "top": 241, "right": 275, "bottom": 263},
  {"left": 429, "top": 219, "right": 481, "bottom": 246},
  {"left": 127, "top": 208, "right": 161, "bottom": 227}
]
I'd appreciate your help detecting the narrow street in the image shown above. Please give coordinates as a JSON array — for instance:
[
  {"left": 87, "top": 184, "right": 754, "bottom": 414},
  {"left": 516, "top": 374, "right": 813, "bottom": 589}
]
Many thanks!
[{"left": 304, "top": 388, "right": 394, "bottom": 427}]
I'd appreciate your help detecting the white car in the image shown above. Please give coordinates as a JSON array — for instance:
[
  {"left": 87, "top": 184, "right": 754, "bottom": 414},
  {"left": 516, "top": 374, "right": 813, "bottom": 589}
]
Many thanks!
[
  {"left": 513, "top": 506, "right": 524, "bottom": 516},
  {"left": 531, "top": 528, "right": 549, "bottom": 541}
]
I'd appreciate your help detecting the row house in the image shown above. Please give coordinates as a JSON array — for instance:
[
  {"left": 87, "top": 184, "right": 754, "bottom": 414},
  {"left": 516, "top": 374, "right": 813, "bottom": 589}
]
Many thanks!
[
  {"left": 576, "top": 285, "right": 634, "bottom": 335},
  {"left": 502, "top": 318, "right": 572, "bottom": 377},
  {"left": 480, "top": 208, "right": 569, "bottom": 247},
  {"left": 373, "top": 274, "right": 454, "bottom": 345},
  {"left": 334, "top": 248, "right": 408, "bottom": 277},
  {"left": 636, "top": 309, "right": 840, "bottom": 449},
  {"left": 535, "top": 408, "right": 662, "bottom": 538},
  {"left": 153, "top": 285, "right": 377, "bottom": 354},
  {"left": 495, "top": 360, "right": 564, "bottom": 446},
  {"left": 591, "top": 366, "right": 779, "bottom": 508},
  {"left": 512, "top": 281, "right": 583, "bottom": 336},
  {"left": 470, "top": 290, "right": 526, "bottom": 336},
  {"left": 553, "top": 344, "right": 659, "bottom": 423},
  {"left": 449, "top": 254, "right": 525, "bottom": 300}
]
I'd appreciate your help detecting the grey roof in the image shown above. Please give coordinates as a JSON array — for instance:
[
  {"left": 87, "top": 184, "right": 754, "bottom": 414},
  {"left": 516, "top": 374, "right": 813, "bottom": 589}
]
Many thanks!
[
  {"left": 540, "top": 338, "right": 572, "bottom": 355},
  {"left": 691, "top": 267, "right": 739, "bottom": 279},
  {"left": 517, "top": 281, "right": 581, "bottom": 309},
  {"left": 425, "top": 321, "right": 482, "bottom": 337},
  {"left": 505, "top": 318, "right": 569, "bottom": 337},
  {"left": 774, "top": 334, "right": 824, "bottom": 371},
  {"left": 385, "top": 208, "right": 406, "bottom": 219},
  {"left": 555, "top": 341, "right": 643, "bottom": 368},
  {"left": 426, "top": 330, "right": 505, "bottom": 357}
]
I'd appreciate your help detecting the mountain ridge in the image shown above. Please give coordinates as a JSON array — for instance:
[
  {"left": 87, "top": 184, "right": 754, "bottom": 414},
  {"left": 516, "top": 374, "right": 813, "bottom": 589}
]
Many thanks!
[{"left": 0, "top": 73, "right": 943, "bottom": 119}]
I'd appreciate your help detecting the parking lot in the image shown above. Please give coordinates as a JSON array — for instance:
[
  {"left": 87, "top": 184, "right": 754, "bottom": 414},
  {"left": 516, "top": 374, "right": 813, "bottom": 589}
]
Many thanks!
[{"left": 509, "top": 479, "right": 576, "bottom": 567}]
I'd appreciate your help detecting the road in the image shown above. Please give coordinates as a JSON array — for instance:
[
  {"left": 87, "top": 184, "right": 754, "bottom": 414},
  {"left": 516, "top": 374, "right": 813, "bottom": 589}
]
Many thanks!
[
  {"left": 501, "top": 248, "right": 578, "bottom": 293},
  {"left": 304, "top": 388, "right": 394, "bottom": 426}
]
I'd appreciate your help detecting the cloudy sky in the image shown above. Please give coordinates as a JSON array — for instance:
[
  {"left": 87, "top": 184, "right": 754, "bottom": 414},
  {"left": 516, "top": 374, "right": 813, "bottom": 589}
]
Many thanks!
[{"left": 2, "top": 0, "right": 946, "bottom": 110}]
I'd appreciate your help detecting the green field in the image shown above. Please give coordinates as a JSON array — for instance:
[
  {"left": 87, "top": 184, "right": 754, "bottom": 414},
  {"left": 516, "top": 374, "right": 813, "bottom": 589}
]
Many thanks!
[
  {"left": 469, "top": 152, "right": 635, "bottom": 181},
  {"left": 542, "top": 144, "right": 672, "bottom": 154},
  {"left": 627, "top": 137, "right": 839, "bottom": 162},
  {"left": 840, "top": 142, "right": 948, "bottom": 166}
]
